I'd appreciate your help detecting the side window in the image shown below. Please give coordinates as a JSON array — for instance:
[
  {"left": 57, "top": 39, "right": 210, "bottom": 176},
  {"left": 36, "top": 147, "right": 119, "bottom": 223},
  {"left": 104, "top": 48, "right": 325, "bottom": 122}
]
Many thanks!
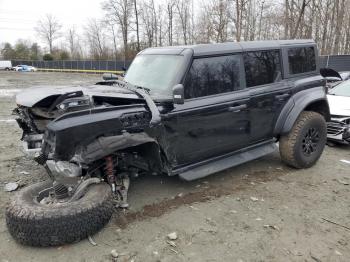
[
  {"left": 288, "top": 46, "right": 316, "bottom": 74},
  {"left": 244, "top": 50, "right": 282, "bottom": 88},
  {"left": 184, "top": 55, "right": 241, "bottom": 99}
]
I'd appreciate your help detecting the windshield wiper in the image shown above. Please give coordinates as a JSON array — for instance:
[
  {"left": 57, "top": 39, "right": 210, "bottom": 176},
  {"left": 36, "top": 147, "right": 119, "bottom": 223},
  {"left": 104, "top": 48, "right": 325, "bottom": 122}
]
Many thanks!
[{"left": 123, "top": 80, "right": 151, "bottom": 94}]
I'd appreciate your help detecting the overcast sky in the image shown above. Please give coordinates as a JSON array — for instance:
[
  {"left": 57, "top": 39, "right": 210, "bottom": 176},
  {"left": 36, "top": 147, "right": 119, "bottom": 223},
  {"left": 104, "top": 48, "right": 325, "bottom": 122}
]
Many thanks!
[{"left": 0, "top": 0, "right": 103, "bottom": 45}]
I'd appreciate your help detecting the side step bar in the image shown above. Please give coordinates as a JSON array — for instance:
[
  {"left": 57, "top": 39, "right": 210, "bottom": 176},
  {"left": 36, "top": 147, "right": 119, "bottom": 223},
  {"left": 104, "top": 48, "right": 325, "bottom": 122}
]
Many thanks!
[{"left": 178, "top": 142, "right": 277, "bottom": 181}]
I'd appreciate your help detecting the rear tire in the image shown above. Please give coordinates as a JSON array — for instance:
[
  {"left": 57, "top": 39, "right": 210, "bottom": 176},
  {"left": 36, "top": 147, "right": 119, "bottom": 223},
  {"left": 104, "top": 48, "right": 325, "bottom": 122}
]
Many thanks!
[
  {"left": 6, "top": 181, "right": 114, "bottom": 246},
  {"left": 279, "top": 111, "right": 326, "bottom": 168}
]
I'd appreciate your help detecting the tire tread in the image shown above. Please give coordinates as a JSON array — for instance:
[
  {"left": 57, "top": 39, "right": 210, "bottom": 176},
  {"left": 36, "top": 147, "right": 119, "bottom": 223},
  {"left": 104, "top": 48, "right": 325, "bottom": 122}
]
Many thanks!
[
  {"left": 279, "top": 111, "right": 326, "bottom": 168},
  {"left": 6, "top": 182, "right": 114, "bottom": 247}
]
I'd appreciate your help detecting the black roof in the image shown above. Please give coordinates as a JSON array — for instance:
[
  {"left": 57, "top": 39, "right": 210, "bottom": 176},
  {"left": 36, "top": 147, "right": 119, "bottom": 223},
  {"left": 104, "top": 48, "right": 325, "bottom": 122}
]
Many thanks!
[{"left": 141, "top": 39, "right": 316, "bottom": 56}]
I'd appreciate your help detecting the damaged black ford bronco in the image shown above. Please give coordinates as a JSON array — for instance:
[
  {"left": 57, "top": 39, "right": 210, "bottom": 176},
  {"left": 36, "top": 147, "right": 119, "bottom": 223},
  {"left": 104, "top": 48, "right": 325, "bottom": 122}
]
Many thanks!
[{"left": 7, "top": 40, "right": 330, "bottom": 246}]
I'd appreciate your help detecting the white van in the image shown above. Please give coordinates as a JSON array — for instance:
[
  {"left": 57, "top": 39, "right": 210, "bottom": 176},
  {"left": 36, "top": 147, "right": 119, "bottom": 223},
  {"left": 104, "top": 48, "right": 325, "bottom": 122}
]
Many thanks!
[{"left": 0, "top": 60, "right": 12, "bottom": 70}]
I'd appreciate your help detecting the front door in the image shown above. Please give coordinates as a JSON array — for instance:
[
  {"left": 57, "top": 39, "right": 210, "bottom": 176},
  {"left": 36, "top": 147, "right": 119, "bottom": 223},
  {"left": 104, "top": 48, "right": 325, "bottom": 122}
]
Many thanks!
[{"left": 162, "top": 54, "right": 251, "bottom": 167}]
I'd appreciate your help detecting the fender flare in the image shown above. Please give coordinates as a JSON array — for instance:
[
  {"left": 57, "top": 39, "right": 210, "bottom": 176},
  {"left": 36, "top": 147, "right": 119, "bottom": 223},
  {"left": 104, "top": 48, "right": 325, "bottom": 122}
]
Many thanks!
[
  {"left": 274, "top": 86, "right": 329, "bottom": 136},
  {"left": 77, "top": 132, "right": 165, "bottom": 173}
]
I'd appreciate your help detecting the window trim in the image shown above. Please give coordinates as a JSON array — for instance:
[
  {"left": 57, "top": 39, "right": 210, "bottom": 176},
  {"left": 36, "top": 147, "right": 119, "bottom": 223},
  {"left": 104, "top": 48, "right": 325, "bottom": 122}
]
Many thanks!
[
  {"left": 182, "top": 53, "right": 245, "bottom": 101},
  {"left": 184, "top": 86, "right": 247, "bottom": 103},
  {"left": 242, "top": 49, "right": 283, "bottom": 89},
  {"left": 282, "top": 44, "right": 318, "bottom": 78}
]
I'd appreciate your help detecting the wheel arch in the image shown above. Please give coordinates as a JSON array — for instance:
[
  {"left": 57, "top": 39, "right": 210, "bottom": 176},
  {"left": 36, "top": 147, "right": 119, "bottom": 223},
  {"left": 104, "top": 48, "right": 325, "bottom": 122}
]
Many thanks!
[
  {"left": 274, "top": 86, "right": 330, "bottom": 138},
  {"left": 123, "top": 141, "right": 166, "bottom": 173},
  {"left": 304, "top": 100, "right": 330, "bottom": 121},
  {"left": 79, "top": 132, "right": 167, "bottom": 174}
]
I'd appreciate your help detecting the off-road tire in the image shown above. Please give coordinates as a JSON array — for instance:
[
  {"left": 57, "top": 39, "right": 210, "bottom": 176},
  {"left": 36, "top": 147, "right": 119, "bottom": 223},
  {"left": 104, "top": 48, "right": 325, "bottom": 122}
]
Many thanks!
[
  {"left": 6, "top": 181, "right": 114, "bottom": 247},
  {"left": 279, "top": 111, "right": 326, "bottom": 168}
]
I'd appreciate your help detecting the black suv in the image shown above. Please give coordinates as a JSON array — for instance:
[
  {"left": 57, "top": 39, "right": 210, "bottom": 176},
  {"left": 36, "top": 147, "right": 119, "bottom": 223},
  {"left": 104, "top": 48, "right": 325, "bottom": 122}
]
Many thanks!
[{"left": 7, "top": 39, "right": 330, "bottom": 247}]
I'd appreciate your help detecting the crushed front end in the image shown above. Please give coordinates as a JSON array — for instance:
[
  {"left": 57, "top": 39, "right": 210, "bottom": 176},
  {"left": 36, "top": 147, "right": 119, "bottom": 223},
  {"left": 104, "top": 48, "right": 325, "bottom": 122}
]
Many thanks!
[
  {"left": 12, "top": 77, "right": 166, "bottom": 208},
  {"left": 327, "top": 116, "right": 350, "bottom": 144},
  {"left": 13, "top": 90, "right": 93, "bottom": 157},
  {"left": 13, "top": 106, "right": 46, "bottom": 156}
]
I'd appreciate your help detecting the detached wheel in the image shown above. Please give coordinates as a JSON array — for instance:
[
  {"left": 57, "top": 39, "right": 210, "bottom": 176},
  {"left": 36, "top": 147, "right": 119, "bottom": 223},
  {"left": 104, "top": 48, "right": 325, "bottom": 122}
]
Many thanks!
[
  {"left": 279, "top": 111, "right": 326, "bottom": 168},
  {"left": 6, "top": 181, "right": 114, "bottom": 246}
]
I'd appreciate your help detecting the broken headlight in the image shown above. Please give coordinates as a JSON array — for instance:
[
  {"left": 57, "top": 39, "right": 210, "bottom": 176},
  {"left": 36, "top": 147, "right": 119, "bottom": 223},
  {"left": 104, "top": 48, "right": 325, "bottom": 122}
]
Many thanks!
[{"left": 57, "top": 96, "right": 91, "bottom": 112}]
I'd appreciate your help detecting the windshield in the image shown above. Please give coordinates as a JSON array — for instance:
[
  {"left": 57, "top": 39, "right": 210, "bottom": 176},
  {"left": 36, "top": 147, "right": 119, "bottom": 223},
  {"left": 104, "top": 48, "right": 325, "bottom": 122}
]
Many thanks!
[
  {"left": 329, "top": 80, "right": 350, "bottom": 97},
  {"left": 124, "top": 54, "right": 184, "bottom": 97}
]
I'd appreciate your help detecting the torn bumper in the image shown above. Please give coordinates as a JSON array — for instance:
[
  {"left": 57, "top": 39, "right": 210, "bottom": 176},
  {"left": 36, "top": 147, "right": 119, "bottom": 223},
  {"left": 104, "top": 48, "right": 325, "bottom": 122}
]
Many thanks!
[
  {"left": 327, "top": 118, "right": 350, "bottom": 144},
  {"left": 21, "top": 134, "right": 43, "bottom": 157}
]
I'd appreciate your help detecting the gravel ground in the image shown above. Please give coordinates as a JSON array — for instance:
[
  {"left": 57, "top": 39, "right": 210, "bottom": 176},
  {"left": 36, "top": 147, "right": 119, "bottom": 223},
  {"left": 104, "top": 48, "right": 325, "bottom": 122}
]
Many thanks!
[{"left": 0, "top": 71, "right": 349, "bottom": 262}]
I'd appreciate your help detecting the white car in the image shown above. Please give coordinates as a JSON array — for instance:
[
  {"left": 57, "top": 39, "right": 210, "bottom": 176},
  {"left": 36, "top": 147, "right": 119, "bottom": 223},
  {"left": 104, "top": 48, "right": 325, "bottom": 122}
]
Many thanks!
[
  {"left": 327, "top": 79, "right": 350, "bottom": 143},
  {"left": 12, "top": 65, "right": 25, "bottom": 71},
  {"left": 12, "top": 65, "right": 38, "bottom": 72},
  {"left": 27, "top": 66, "right": 38, "bottom": 72}
]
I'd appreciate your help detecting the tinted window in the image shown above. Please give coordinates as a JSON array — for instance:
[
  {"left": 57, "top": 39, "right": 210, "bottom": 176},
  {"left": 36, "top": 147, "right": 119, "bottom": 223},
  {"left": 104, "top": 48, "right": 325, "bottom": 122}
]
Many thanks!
[
  {"left": 184, "top": 55, "right": 241, "bottom": 99},
  {"left": 288, "top": 47, "right": 316, "bottom": 74},
  {"left": 244, "top": 50, "right": 282, "bottom": 87}
]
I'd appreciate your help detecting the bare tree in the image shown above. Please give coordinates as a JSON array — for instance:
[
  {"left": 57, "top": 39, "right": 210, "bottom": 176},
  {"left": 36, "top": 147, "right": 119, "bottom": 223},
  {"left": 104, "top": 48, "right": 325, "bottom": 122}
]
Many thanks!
[
  {"left": 103, "top": 20, "right": 119, "bottom": 60},
  {"left": 233, "top": 0, "right": 248, "bottom": 42},
  {"left": 84, "top": 19, "right": 109, "bottom": 59},
  {"left": 134, "top": 0, "right": 141, "bottom": 51},
  {"left": 176, "top": 0, "right": 191, "bottom": 45},
  {"left": 66, "top": 27, "right": 82, "bottom": 59},
  {"left": 291, "top": 0, "right": 311, "bottom": 38},
  {"left": 166, "top": 0, "right": 176, "bottom": 45},
  {"left": 141, "top": 0, "right": 156, "bottom": 46},
  {"left": 29, "top": 0, "right": 350, "bottom": 59},
  {"left": 102, "top": 0, "right": 133, "bottom": 63},
  {"left": 35, "top": 14, "right": 62, "bottom": 53},
  {"left": 257, "top": 0, "right": 266, "bottom": 40},
  {"left": 213, "top": 0, "right": 229, "bottom": 42},
  {"left": 200, "top": 0, "right": 229, "bottom": 43},
  {"left": 332, "top": 0, "right": 346, "bottom": 54},
  {"left": 141, "top": 0, "right": 163, "bottom": 47}
]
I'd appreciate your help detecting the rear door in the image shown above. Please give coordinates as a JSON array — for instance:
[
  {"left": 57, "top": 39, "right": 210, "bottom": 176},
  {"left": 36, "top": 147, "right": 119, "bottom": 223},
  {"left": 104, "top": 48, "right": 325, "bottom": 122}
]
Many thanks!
[
  {"left": 243, "top": 50, "right": 291, "bottom": 143},
  {"left": 162, "top": 54, "right": 251, "bottom": 166}
]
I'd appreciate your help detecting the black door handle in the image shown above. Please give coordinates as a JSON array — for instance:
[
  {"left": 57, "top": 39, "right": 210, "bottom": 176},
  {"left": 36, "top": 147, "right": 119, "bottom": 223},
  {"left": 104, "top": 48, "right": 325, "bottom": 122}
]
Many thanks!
[
  {"left": 275, "top": 93, "right": 289, "bottom": 100},
  {"left": 228, "top": 104, "right": 247, "bottom": 112}
]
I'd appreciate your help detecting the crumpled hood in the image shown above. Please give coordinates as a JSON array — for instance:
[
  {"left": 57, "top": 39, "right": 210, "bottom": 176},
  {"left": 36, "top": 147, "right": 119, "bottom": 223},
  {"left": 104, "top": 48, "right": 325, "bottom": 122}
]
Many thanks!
[
  {"left": 16, "top": 84, "right": 139, "bottom": 107},
  {"left": 327, "top": 94, "right": 350, "bottom": 117}
]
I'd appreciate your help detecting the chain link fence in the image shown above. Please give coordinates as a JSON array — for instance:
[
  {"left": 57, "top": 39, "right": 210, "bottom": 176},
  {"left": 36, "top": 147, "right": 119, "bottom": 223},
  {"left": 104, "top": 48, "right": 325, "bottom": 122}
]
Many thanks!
[
  {"left": 11, "top": 60, "right": 132, "bottom": 73},
  {"left": 10, "top": 55, "right": 350, "bottom": 74},
  {"left": 319, "top": 55, "right": 350, "bottom": 72}
]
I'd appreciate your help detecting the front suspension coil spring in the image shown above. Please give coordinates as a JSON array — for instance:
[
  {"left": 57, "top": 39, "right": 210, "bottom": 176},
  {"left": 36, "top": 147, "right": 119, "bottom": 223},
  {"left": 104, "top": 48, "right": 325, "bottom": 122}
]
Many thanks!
[{"left": 105, "top": 156, "right": 116, "bottom": 184}]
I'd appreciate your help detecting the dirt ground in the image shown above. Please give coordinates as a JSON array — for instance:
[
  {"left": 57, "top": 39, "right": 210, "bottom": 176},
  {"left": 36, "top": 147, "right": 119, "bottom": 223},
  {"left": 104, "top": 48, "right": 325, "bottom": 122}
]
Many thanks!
[{"left": 0, "top": 71, "right": 349, "bottom": 262}]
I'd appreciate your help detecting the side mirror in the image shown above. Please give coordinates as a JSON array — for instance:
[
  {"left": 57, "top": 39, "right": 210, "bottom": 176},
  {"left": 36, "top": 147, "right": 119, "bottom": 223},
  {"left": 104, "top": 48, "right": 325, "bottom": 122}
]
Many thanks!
[
  {"left": 122, "top": 66, "right": 127, "bottom": 71},
  {"left": 103, "top": 73, "right": 118, "bottom": 81},
  {"left": 172, "top": 84, "right": 184, "bottom": 104}
]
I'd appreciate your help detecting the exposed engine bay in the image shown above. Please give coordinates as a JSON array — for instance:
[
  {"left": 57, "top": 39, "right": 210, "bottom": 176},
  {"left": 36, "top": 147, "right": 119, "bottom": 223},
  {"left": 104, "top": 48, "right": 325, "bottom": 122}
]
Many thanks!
[{"left": 13, "top": 76, "right": 163, "bottom": 208}]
